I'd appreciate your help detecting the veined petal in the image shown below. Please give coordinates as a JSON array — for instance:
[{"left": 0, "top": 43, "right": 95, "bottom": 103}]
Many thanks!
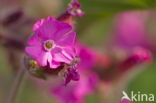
[
  {"left": 53, "top": 22, "right": 72, "bottom": 41},
  {"left": 57, "top": 32, "right": 76, "bottom": 46},
  {"left": 33, "top": 18, "right": 45, "bottom": 31},
  {"left": 33, "top": 16, "right": 72, "bottom": 41},
  {"left": 52, "top": 47, "right": 71, "bottom": 64},
  {"left": 62, "top": 47, "right": 76, "bottom": 61},
  {"left": 34, "top": 17, "right": 58, "bottom": 40},
  {"left": 25, "top": 46, "right": 42, "bottom": 59},
  {"left": 27, "top": 34, "right": 41, "bottom": 46},
  {"left": 53, "top": 52, "right": 71, "bottom": 64},
  {"left": 26, "top": 46, "right": 51, "bottom": 67}
]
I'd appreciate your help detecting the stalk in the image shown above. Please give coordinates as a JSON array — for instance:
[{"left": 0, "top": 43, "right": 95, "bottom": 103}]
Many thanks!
[{"left": 7, "top": 67, "right": 26, "bottom": 103}]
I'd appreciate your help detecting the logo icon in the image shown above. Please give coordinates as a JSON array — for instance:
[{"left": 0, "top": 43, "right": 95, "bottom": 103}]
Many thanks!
[
  {"left": 122, "top": 91, "right": 131, "bottom": 101},
  {"left": 121, "top": 91, "right": 154, "bottom": 102}
]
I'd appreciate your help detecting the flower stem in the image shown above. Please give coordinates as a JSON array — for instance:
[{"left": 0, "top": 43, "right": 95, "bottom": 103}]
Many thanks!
[{"left": 7, "top": 67, "right": 26, "bottom": 103}]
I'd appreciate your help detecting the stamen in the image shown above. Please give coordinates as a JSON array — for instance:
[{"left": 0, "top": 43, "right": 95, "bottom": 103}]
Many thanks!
[
  {"left": 44, "top": 40, "right": 54, "bottom": 51},
  {"left": 45, "top": 41, "right": 53, "bottom": 49}
]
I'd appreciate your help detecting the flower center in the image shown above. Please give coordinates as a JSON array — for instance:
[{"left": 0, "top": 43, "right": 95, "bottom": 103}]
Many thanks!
[
  {"left": 45, "top": 42, "right": 53, "bottom": 48},
  {"left": 44, "top": 40, "right": 53, "bottom": 51}
]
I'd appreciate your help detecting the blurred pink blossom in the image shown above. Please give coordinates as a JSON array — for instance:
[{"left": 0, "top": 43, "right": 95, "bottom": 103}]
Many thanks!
[
  {"left": 119, "top": 99, "right": 132, "bottom": 103},
  {"left": 113, "top": 11, "right": 149, "bottom": 50},
  {"left": 67, "top": 0, "right": 84, "bottom": 18},
  {"left": 118, "top": 47, "right": 152, "bottom": 73},
  {"left": 51, "top": 44, "right": 99, "bottom": 103}
]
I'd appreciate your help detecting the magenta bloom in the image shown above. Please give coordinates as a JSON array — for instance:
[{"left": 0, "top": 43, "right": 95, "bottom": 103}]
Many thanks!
[
  {"left": 25, "top": 16, "right": 76, "bottom": 68},
  {"left": 119, "top": 99, "right": 132, "bottom": 103},
  {"left": 76, "top": 44, "right": 95, "bottom": 71},
  {"left": 64, "top": 65, "right": 80, "bottom": 85},
  {"left": 67, "top": 0, "right": 84, "bottom": 17},
  {"left": 51, "top": 44, "right": 98, "bottom": 103},
  {"left": 52, "top": 73, "right": 97, "bottom": 103},
  {"left": 118, "top": 47, "right": 152, "bottom": 72},
  {"left": 113, "top": 11, "right": 148, "bottom": 50}
]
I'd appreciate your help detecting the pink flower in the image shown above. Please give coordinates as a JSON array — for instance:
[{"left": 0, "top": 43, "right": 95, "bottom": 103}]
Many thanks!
[
  {"left": 52, "top": 73, "right": 97, "bottom": 103},
  {"left": 76, "top": 43, "right": 96, "bottom": 71},
  {"left": 119, "top": 99, "right": 132, "bottom": 103},
  {"left": 113, "top": 11, "right": 148, "bottom": 50},
  {"left": 64, "top": 64, "right": 80, "bottom": 85},
  {"left": 25, "top": 16, "right": 76, "bottom": 68},
  {"left": 118, "top": 47, "right": 152, "bottom": 72},
  {"left": 67, "top": 0, "right": 84, "bottom": 17},
  {"left": 51, "top": 44, "right": 99, "bottom": 103}
]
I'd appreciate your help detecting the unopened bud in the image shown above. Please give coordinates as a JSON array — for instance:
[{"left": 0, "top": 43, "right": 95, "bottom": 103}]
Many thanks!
[{"left": 24, "top": 55, "right": 46, "bottom": 80}]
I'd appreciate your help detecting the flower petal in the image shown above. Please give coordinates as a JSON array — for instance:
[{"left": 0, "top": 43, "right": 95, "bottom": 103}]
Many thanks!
[
  {"left": 54, "top": 22, "right": 72, "bottom": 41},
  {"left": 53, "top": 52, "right": 71, "bottom": 64},
  {"left": 34, "top": 17, "right": 58, "bottom": 40},
  {"left": 62, "top": 47, "right": 76, "bottom": 61},
  {"left": 33, "top": 16, "right": 71, "bottom": 41},
  {"left": 33, "top": 18, "right": 45, "bottom": 31},
  {"left": 25, "top": 46, "right": 42, "bottom": 59},
  {"left": 53, "top": 47, "right": 76, "bottom": 64},
  {"left": 27, "top": 34, "right": 41, "bottom": 46},
  {"left": 25, "top": 46, "right": 51, "bottom": 67},
  {"left": 57, "top": 32, "right": 76, "bottom": 46},
  {"left": 64, "top": 69, "right": 80, "bottom": 85},
  {"left": 50, "top": 60, "right": 60, "bottom": 68},
  {"left": 52, "top": 47, "right": 71, "bottom": 64}
]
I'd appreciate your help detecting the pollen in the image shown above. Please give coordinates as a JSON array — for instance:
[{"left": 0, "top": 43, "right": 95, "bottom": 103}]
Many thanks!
[
  {"left": 44, "top": 40, "right": 54, "bottom": 51},
  {"left": 45, "top": 41, "right": 53, "bottom": 49}
]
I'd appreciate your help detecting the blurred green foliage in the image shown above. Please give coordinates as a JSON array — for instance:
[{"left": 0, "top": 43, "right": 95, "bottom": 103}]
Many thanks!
[{"left": 127, "top": 63, "right": 156, "bottom": 103}]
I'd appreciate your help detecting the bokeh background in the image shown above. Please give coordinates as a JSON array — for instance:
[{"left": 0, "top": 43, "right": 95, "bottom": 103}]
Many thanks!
[{"left": 0, "top": 0, "right": 156, "bottom": 103}]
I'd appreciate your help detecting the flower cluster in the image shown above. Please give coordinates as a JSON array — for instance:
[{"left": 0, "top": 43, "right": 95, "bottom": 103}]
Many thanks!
[
  {"left": 25, "top": 16, "right": 79, "bottom": 85},
  {"left": 23, "top": 1, "right": 153, "bottom": 103}
]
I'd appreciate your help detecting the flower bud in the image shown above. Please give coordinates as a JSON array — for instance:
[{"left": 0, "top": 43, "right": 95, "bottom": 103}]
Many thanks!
[{"left": 24, "top": 55, "right": 46, "bottom": 80}]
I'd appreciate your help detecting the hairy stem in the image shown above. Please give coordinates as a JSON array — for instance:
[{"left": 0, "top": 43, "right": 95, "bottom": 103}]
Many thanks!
[{"left": 7, "top": 67, "right": 26, "bottom": 103}]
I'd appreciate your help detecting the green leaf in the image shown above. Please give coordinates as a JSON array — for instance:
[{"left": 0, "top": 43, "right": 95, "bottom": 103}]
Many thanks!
[
  {"left": 122, "top": 0, "right": 156, "bottom": 8},
  {"left": 127, "top": 63, "right": 156, "bottom": 99}
]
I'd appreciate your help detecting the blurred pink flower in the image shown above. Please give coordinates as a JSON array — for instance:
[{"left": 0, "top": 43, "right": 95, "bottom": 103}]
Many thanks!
[
  {"left": 108, "top": 11, "right": 153, "bottom": 76},
  {"left": 119, "top": 99, "right": 132, "bottom": 103},
  {"left": 63, "top": 47, "right": 80, "bottom": 85},
  {"left": 118, "top": 47, "right": 152, "bottom": 72},
  {"left": 25, "top": 16, "right": 76, "bottom": 68},
  {"left": 113, "top": 11, "right": 149, "bottom": 50},
  {"left": 76, "top": 43, "right": 96, "bottom": 71},
  {"left": 51, "top": 44, "right": 99, "bottom": 103},
  {"left": 67, "top": 0, "right": 84, "bottom": 17},
  {"left": 52, "top": 73, "right": 97, "bottom": 103},
  {"left": 64, "top": 66, "right": 80, "bottom": 85}
]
